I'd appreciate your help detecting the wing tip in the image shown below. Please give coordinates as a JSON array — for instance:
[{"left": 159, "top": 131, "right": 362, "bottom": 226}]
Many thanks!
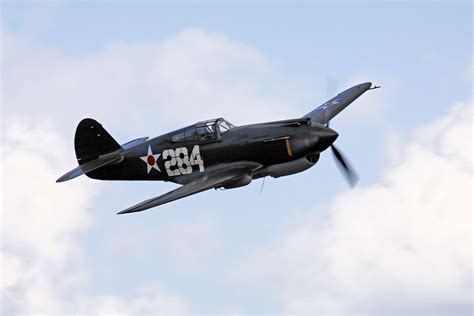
[
  {"left": 56, "top": 175, "right": 70, "bottom": 183},
  {"left": 117, "top": 208, "right": 141, "bottom": 215}
]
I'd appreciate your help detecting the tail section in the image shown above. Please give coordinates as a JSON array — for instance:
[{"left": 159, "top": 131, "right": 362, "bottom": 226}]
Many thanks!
[
  {"left": 74, "top": 118, "right": 121, "bottom": 165},
  {"left": 57, "top": 118, "right": 150, "bottom": 182}
]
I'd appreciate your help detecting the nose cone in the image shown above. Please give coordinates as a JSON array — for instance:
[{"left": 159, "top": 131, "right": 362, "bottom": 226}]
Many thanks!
[
  {"left": 322, "top": 127, "right": 339, "bottom": 143},
  {"left": 316, "top": 126, "right": 338, "bottom": 151}
]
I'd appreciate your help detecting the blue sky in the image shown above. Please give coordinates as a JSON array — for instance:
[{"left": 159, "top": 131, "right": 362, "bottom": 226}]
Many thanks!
[{"left": 2, "top": 1, "right": 472, "bottom": 315}]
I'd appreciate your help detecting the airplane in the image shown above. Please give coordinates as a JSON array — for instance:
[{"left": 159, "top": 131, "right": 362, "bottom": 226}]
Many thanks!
[{"left": 57, "top": 82, "right": 379, "bottom": 214}]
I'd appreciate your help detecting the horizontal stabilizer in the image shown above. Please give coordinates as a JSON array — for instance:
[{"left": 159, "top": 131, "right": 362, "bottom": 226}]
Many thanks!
[
  {"left": 121, "top": 137, "right": 149, "bottom": 151},
  {"left": 56, "top": 153, "right": 123, "bottom": 183}
]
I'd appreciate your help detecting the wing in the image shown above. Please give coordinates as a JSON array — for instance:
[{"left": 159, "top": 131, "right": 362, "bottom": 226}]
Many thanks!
[
  {"left": 304, "top": 82, "right": 372, "bottom": 124},
  {"left": 56, "top": 152, "right": 123, "bottom": 182},
  {"left": 117, "top": 161, "right": 262, "bottom": 214}
]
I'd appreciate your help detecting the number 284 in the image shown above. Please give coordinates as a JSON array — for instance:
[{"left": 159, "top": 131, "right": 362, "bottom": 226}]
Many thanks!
[{"left": 162, "top": 145, "right": 204, "bottom": 177}]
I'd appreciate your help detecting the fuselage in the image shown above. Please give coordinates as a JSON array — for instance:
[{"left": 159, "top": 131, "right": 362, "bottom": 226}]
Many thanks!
[{"left": 87, "top": 118, "right": 338, "bottom": 184}]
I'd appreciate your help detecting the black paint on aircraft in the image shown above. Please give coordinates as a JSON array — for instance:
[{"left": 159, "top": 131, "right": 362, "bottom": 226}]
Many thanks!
[{"left": 57, "top": 82, "right": 379, "bottom": 214}]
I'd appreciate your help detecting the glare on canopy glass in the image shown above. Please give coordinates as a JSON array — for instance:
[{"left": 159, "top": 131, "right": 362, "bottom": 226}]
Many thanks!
[{"left": 171, "top": 118, "right": 234, "bottom": 142}]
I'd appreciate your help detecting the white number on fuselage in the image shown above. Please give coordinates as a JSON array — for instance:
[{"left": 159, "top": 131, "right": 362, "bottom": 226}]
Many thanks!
[{"left": 163, "top": 145, "right": 204, "bottom": 177}]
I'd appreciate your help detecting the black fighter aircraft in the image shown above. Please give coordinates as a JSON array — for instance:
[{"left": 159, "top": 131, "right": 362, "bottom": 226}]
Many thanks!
[{"left": 57, "top": 82, "right": 379, "bottom": 214}]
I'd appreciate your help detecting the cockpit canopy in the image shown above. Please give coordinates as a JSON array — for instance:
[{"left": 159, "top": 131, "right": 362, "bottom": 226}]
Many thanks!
[{"left": 171, "top": 118, "right": 235, "bottom": 142}]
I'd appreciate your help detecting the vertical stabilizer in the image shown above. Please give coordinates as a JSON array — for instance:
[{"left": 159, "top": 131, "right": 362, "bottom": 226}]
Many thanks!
[{"left": 74, "top": 118, "right": 121, "bottom": 165}]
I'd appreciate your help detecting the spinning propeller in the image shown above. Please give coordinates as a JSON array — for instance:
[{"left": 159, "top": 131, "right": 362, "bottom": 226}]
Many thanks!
[
  {"left": 325, "top": 77, "right": 359, "bottom": 188},
  {"left": 330, "top": 139, "right": 359, "bottom": 188},
  {"left": 323, "top": 119, "right": 359, "bottom": 188}
]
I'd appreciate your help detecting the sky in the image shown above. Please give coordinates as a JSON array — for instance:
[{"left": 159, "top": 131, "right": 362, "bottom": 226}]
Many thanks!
[{"left": 1, "top": 1, "right": 472, "bottom": 315}]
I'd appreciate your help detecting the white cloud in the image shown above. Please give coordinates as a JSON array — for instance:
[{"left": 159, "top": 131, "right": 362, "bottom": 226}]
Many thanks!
[
  {"left": 84, "top": 284, "right": 189, "bottom": 315},
  {"left": 2, "top": 28, "right": 307, "bottom": 138},
  {"left": 102, "top": 215, "right": 223, "bottom": 274},
  {"left": 165, "top": 216, "right": 223, "bottom": 269},
  {"left": 1, "top": 26, "right": 309, "bottom": 314},
  {"left": 230, "top": 101, "right": 473, "bottom": 314},
  {"left": 4, "top": 22, "right": 464, "bottom": 314},
  {"left": 1, "top": 120, "right": 189, "bottom": 314}
]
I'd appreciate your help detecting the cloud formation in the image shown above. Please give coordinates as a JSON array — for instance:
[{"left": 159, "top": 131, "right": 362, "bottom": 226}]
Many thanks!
[
  {"left": 231, "top": 101, "right": 472, "bottom": 314},
  {"left": 2, "top": 28, "right": 306, "bottom": 138},
  {"left": 2, "top": 27, "right": 305, "bottom": 314},
  {"left": 1, "top": 119, "right": 189, "bottom": 314},
  {"left": 3, "top": 23, "right": 470, "bottom": 314}
]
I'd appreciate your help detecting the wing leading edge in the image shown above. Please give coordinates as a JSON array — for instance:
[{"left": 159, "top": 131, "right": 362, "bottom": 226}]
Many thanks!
[
  {"left": 117, "top": 161, "right": 262, "bottom": 214},
  {"left": 304, "top": 82, "right": 373, "bottom": 124}
]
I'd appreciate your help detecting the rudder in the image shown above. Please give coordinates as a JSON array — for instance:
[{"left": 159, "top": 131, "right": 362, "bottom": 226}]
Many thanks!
[{"left": 74, "top": 118, "right": 121, "bottom": 165}]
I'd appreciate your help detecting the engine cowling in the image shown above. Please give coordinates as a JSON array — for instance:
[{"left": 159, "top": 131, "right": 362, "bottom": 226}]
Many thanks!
[{"left": 262, "top": 153, "right": 320, "bottom": 178}]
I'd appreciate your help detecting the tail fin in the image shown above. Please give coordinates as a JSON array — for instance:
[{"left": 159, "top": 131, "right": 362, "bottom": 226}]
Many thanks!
[{"left": 74, "top": 118, "right": 121, "bottom": 165}]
